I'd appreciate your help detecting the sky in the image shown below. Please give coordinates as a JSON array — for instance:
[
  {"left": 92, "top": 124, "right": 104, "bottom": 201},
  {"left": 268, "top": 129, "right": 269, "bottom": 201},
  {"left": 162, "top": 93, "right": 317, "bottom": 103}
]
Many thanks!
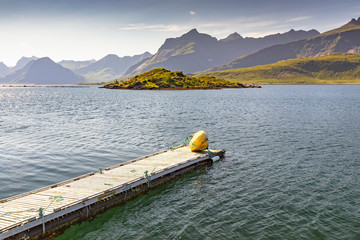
[{"left": 0, "top": 0, "right": 359, "bottom": 66}]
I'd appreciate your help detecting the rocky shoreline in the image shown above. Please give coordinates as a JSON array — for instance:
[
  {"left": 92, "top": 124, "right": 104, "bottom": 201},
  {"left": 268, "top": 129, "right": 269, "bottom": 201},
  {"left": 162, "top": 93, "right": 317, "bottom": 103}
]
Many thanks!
[{"left": 102, "top": 84, "right": 261, "bottom": 90}]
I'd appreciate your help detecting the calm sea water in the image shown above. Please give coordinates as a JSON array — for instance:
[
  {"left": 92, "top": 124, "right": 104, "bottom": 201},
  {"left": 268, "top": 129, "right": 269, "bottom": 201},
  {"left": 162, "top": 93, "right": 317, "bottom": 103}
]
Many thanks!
[{"left": 0, "top": 85, "right": 359, "bottom": 239}]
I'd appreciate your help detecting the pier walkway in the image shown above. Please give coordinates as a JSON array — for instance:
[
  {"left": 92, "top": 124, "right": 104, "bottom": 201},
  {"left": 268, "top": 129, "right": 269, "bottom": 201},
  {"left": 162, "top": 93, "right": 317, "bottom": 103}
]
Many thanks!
[{"left": 0, "top": 146, "right": 224, "bottom": 239}]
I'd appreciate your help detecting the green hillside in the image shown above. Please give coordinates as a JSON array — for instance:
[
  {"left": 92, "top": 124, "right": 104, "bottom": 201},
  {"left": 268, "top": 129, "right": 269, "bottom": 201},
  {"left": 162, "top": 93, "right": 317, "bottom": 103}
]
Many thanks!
[
  {"left": 104, "top": 68, "right": 258, "bottom": 89},
  {"left": 196, "top": 54, "right": 360, "bottom": 84},
  {"left": 209, "top": 18, "right": 360, "bottom": 72}
]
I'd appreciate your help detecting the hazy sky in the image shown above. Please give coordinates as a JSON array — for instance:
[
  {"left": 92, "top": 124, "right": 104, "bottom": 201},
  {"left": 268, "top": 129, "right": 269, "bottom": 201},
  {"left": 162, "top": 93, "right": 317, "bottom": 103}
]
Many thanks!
[{"left": 1, "top": 0, "right": 359, "bottom": 66}]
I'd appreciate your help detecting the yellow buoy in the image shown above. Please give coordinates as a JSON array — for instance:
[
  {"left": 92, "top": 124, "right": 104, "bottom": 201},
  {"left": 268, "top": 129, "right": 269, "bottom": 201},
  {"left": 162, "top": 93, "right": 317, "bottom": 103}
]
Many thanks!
[{"left": 189, "top": 130, "right": 209, "bottom": 152}]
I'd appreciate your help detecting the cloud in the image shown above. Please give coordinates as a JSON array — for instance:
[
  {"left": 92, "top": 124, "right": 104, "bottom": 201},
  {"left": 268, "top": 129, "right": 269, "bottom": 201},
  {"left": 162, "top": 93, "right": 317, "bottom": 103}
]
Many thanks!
[
  {"left": 119, "top": 18, "right": 278, "bottom": 32},
  {"left": 190, "top": 11, "right": 196, "bottom": 15},
  {"left": 119, "top": 23, "right": 190, "bottom": 32},
  {"left": 288, "top": 16, "right": 311, "bottom": 22},
  {"left": 238, "top": 20, "right": 279, "bottom": 28},
  {"left": 118, "top": 16, "right": 283, "bottom": 40},
  {"left": 243, "top": 31, "right": 280, "bottom": 38},
  {"left": 119, "top": 22, "right": 227, "bottom": 34}
]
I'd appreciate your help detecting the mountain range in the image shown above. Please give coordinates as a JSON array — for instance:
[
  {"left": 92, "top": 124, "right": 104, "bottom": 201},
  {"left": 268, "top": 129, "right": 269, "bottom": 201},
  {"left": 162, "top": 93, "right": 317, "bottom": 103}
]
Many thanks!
[
  {"left": 208, "top": 18, "right": 360, "bottom": 72},
  {"left": 125, "top": 28, "right": 319, "bottom": 75},
  {"left": 0, "top": 56, "right": 38, "bottom": 77},
  {"left": 0, "top": 57, "right": 84, "bottom": 84},
  {"left": 0, "top": 53, "right": 152, "bottom": 84},
  {"left": 1, "top": 17, "right": 359, "bottom": 84},
  {"left": 58, "top": 59, "right": 96, "bottom": 71},
  {"left": 71, "top": 52, "right": 152, "bottom": 83}
]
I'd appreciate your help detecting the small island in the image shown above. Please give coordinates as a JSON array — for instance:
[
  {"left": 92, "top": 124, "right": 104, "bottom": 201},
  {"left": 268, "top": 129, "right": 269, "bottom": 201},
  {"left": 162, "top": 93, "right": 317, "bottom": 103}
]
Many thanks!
[{"left": 102, "top": 68, "right": 261, "bottom": 90}]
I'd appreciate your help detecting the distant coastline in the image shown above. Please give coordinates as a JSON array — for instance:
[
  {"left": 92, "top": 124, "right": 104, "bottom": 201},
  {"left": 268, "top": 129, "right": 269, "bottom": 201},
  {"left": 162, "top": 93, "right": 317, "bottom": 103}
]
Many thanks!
[{"left": 1, "top": 84, "right": 88, "bottom": 88}]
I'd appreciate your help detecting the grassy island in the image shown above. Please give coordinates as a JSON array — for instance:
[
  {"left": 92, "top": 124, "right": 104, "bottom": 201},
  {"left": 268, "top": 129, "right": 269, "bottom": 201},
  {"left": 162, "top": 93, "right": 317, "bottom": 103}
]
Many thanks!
[{"left": 103, "top": 68, "right": 261, "bottom": 90}]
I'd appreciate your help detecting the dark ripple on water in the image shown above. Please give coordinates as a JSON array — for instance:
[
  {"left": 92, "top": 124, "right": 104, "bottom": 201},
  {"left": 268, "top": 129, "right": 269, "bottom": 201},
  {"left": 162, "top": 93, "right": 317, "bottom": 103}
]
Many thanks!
[{"left": 1, "top": 86, "right": 360, "bottom": 239}]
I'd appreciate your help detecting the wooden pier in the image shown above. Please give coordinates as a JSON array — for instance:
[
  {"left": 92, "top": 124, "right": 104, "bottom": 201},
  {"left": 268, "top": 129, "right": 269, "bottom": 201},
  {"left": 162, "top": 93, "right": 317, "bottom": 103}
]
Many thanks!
[{"left": 0, "top": 146, "right": 225, "bottom": 239}]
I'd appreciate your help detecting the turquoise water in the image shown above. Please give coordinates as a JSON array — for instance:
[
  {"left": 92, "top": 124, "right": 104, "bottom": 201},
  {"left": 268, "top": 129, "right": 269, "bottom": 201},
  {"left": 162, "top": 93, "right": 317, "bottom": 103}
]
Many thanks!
[{"left": 0, "top": 86, "right": 359, "bottom": 239}]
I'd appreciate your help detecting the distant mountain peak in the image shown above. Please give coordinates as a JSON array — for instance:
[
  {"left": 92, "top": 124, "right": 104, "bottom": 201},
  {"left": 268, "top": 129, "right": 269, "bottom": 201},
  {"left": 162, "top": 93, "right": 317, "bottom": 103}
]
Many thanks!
[
  {"left": 186, "top": 28, "right": 199, "bottom": 35},
  {"left": 220, "top": 32, "right": 243, "bottom": 42},
  {"left": 13, "top": 56, "right": 38, "bottom": 70},
  {"left": 74, "top": 52, "right": 152, "bottom": 82},
  {"left": 231, "top": 32, "right": 242, "bottom": 37},
  {"left": 350, "top": 18, "right": 359, "bottom": 24},
  {"left": 309, "top": 29, "right": 320, "bottom": 34},
  {"left": 179, "top": 28, "right": 214, "bottom": 40},
  {"left": 332, "top": 17, "right": 360, "bottom": 33},
  {"left": 346, "top": 17, "right": 360, "bottom": 26},
  {"left": 158, "top": 28, "right": 217, "bottom": 53},
  {"left": 99, "top": 54, "right": 122, "bottom": 62},
  {"left": 17, "top": 56, "right": 38, "bottom": 62},
  {"left": 104, "top": 54, "right": 120, "bottom": 58},
  {"left": 36, "top": 57, "right": 52, "bottom": 62},
  {"left": 179, "top": 28, "right": 218, "bottom": 42},
  {"left": 177, "top": 28, "right": 197, "bottom": 39},
  {"left": 28, "top": 57, "right": 56, "bottom": 68},
  {"left": 0, "top": 62, "right": 8, "bottom": 68}
]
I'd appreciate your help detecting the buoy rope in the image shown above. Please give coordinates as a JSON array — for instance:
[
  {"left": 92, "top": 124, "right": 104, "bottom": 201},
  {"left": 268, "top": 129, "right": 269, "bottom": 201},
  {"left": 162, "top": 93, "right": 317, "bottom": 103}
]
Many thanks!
[
  {"left": 189, "top": 139, "right": 213, "bottom": 158},
  {"left": 169, "top": 136, "right": 191, "bottom": 149},
  {"left": 144, "top": 170, "right": 152, "bottom": 187},
  {"left": 43, "top": 195, "right": 63, "bottom": 212}
]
